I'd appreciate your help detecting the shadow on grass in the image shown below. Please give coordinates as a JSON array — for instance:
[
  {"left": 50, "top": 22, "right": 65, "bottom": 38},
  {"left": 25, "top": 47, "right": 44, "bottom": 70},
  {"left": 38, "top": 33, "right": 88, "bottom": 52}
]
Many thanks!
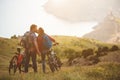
[{"left": 0, "top": 75, "right": 12, "bottom": 80}]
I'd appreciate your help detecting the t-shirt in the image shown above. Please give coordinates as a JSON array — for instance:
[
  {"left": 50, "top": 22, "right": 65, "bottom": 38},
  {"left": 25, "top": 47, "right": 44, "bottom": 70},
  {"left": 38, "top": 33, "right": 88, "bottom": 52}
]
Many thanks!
[{"left": 37, "top": 33, "right": 55, "bottom": 52}]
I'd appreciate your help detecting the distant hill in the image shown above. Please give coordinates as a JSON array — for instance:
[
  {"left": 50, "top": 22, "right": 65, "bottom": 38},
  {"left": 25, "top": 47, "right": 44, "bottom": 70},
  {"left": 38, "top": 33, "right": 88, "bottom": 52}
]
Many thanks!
[
  {"left": 0, "top": 36, "right": 111, "bottom": 56},
  {"left": 0, "top": 36, "right": 112, "bottom": 63},
  {"left": 0, "top": 36, "right": 113, "bottom": 57},
  {"left": 83, "top": 13, "right": 120, "bottom": 42}
]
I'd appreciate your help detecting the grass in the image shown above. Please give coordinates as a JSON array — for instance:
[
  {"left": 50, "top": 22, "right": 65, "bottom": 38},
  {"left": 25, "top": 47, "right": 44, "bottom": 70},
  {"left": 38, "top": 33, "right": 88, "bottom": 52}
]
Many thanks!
[
  {"left": 0, "top": 36, "right": 120, "bottom": 80},
  {"left": 1, "top": 62, "right": 120, "bottom": 80}
]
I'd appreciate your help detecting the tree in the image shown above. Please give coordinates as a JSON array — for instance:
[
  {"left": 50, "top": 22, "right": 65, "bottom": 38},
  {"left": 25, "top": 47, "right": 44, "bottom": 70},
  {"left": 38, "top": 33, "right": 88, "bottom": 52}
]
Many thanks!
[{"left": 11, "top": 35, "right": 17, "bottom": 39}]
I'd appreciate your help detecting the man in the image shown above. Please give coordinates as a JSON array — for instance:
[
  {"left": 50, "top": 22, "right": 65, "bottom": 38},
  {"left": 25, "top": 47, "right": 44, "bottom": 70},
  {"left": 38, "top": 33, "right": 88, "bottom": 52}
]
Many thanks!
[
  {"left": 23, "top": 24, "right": 40, "bottom": 73},
  {"left": 37, "top": 27, "right": 57, "bottom": 73}
]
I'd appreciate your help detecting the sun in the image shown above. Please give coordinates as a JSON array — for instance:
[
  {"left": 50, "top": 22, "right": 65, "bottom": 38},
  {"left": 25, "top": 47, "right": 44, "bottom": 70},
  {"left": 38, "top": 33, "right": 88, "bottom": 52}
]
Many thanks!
[{"left": 51, "top": 0, "right": 67, "bottom": 6}]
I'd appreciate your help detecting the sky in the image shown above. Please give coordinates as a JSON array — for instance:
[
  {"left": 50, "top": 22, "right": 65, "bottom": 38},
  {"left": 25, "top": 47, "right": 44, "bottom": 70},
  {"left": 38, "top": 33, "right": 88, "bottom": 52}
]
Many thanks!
[
  {"left": 44, "top": 0, "right": 120, "bottom": 22},
  {"left": 0, "top": 0, "right": 119, "bottom": 38}
]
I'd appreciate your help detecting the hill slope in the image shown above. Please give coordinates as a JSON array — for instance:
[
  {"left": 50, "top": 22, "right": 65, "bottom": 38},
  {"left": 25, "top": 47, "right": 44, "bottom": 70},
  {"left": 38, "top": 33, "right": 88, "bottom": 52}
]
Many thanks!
[
  {"left": 0, "top": 38, "right": 19, "bottom": 75},
  {"left": 0, "top": 36, "right": 120, "bottom": 80},
  {"left": 0, "top": 36, "right": 110, "bottom": 70}
]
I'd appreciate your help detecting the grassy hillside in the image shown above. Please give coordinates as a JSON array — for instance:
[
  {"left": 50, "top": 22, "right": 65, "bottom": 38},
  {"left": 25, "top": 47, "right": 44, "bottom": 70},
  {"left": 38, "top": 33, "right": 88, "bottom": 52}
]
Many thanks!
[
  {"left": 0, "top": 36, "right": 120, "bottom": 80},
  {"left": 52, "top": 36, "right": 113, "bottom": 59},
  {"left": 0, "top": 38, "right": 19, "bottom": 75},
  {"left": 1, "top": 62, "right": 120, "bottom": 80}
]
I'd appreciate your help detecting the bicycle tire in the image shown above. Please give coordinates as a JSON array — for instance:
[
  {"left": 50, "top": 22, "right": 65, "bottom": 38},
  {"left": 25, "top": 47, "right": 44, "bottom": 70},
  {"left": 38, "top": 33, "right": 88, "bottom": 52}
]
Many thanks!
[{"left": 8, "top": 56, "right": 18, "bottom": 75}]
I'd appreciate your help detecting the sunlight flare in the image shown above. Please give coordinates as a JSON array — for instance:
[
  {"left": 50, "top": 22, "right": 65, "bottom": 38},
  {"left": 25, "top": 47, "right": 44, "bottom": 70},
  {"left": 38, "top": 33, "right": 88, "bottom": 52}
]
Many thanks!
[{"left": 51, "top": 0, "right": 67, "bottom": 6}]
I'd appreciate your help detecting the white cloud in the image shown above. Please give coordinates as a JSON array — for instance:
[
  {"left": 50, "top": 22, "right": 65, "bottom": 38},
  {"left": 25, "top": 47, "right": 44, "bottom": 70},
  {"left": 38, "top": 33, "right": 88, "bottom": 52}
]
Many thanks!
[{"left": 0, "top": 0, "right": 98, "bottom": 38}]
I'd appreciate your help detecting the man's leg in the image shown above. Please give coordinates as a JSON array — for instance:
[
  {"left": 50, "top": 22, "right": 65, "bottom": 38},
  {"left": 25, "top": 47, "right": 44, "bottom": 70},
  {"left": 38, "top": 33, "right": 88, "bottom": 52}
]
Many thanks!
[
  {"left": 31, "top": 52, "right": 37, "bottom": 72},
  {"left": 24, "top": 51, "right": 30, "bottom": 73}
]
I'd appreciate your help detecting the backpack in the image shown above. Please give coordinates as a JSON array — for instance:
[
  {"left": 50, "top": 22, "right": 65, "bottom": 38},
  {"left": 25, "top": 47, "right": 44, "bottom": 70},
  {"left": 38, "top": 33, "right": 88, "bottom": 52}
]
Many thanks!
[
  {"left": 21, "top": 31, "right": 35, "bottom": 50},
  {"left": 42, "top": 34, "right": 52, "bottom": 50}
]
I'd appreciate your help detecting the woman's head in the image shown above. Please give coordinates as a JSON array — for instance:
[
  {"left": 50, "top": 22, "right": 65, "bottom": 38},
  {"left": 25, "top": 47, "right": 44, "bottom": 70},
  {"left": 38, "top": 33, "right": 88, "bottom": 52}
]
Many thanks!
[{"left": 37, "top": 27, "right": 44, "bottom": 35}]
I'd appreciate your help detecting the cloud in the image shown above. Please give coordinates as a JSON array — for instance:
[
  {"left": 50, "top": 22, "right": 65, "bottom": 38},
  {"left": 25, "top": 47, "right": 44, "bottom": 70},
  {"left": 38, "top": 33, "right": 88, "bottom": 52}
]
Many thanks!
[{"left": 44, "top": 0, "right": 120, "bottom": 22}]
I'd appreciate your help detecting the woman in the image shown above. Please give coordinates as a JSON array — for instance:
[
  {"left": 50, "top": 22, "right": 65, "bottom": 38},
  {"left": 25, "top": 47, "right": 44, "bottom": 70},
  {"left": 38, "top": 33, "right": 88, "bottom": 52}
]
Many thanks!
[{"left": 37, "top": 27, "right": 57, "bottom": 73}]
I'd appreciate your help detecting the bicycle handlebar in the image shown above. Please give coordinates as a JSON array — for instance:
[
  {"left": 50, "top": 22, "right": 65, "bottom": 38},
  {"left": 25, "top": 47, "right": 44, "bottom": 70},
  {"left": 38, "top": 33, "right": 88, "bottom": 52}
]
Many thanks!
[{"left": 53, "top": 42, "right": 59, "bottom": 46}]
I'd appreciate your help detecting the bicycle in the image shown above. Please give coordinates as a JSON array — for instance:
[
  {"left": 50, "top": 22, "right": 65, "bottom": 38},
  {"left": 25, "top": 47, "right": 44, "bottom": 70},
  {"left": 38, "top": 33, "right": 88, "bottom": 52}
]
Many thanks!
[
  {"left": 47, "top": 43, "right": 62, "bottom": 72},
  {"left": 8, "top": 52, "right": 25, "bottom": 75}
]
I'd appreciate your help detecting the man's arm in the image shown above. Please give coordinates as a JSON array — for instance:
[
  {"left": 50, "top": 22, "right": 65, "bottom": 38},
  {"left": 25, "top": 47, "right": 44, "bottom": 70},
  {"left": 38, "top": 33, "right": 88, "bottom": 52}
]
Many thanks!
[
  {"left": 32, "top": 33, "right": 41, "bottom": 56},
  {"left": 34, "top": 39, "right": 41, "bottom": 56}
]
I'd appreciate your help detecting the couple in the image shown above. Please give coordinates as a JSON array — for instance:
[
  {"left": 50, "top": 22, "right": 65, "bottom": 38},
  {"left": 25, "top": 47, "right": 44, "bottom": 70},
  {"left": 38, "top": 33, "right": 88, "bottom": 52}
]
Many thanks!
[{"left": 22, "top": 24, "right": 57, "bottom": 73}]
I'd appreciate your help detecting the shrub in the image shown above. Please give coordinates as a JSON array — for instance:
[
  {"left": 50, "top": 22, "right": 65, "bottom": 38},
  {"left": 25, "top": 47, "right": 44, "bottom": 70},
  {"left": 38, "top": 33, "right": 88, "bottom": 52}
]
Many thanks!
[
  {"left": 110, "top": 45, "right": 119, "bottom": 51},
  {"left": 11, "top": 35, "right": 18, "bottom": 39},
  {"left": 96, "top": 46, "right": 109, "bottom": 57},
  {"left": 102, "top": 46, "right": 109, "bottom": 52},
  {"left": 87, "top": 55, "right": 100, "bottom": 64},
  {"left": 97, "top": 47, "right": 102, "bottom": 53},
  {"left": 82, "top": 48, "right": 94, "bottom": 58}
]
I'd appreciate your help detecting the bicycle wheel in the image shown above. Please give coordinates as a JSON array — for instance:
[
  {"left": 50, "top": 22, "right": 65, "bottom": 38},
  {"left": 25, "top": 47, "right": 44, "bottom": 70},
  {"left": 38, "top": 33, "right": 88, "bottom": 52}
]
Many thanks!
[
  {"left": 9, "top": 56, "right": 18, "bottom": 75},
  {"left": 48, "top": 57, "right": 55, "bottom": 72},
  {"left": 56, "top": 56, "right": 62, "bottom": 68},
  {"left": 49, "top": 62, "right": 55, "bottom": 72}
]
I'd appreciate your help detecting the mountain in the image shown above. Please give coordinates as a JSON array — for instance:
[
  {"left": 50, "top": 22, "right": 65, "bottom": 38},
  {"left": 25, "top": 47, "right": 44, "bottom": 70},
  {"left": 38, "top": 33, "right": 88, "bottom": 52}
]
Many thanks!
[{"left": 83, "top": 13, "right": 120, "bottom": 42}]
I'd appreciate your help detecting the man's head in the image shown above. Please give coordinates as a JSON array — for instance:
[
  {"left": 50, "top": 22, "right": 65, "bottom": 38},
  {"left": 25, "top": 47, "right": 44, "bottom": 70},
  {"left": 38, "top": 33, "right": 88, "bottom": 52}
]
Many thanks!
[{"left": 30, "top": 24, "right": 37, "bottom": 32}]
